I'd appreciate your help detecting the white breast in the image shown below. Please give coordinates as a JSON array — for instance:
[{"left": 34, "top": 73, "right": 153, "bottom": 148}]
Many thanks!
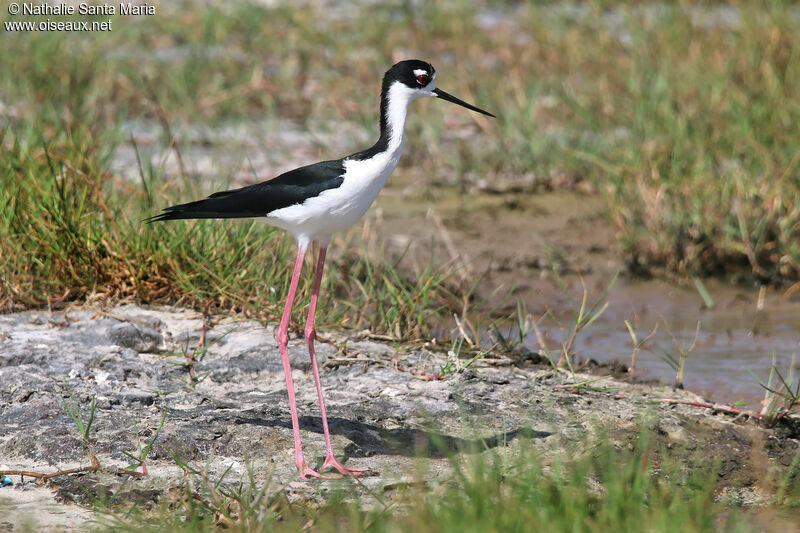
[{"left": 266, "top": 151, "right": 401, "bottom": 246}]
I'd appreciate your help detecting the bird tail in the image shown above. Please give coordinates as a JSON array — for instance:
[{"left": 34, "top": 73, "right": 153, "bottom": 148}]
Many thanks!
[{"left": 145, "top": 190, "right": 259, "bottom": 223}]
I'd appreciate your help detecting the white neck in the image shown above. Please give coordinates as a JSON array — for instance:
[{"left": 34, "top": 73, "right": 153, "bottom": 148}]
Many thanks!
[{"left": 383, "top": 81, "right": 423, "bottom": 154}]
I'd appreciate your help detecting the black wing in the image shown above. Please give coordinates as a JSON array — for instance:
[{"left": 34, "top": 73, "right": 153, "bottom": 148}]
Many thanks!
[{"left": 146, "top": 160, "right": 345, "bottom": 223}]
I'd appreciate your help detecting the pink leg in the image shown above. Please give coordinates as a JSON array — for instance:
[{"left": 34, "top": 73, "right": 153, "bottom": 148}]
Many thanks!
[
  {"left": 305, "top": 244, "right": 369, "bottom": 477},
  {"left": 277, "top": 245, "right": 332, "bottom": 480}
]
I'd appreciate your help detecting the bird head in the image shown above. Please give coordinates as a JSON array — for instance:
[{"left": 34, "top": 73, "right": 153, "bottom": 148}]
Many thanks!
[{"left": 382, "top": 59, "right": 496, "bottom": 118}]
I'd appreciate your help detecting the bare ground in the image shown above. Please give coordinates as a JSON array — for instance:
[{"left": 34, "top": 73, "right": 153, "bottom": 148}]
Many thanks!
[{"left": 0, "top": 304, "right": 798, "bottom": 530}]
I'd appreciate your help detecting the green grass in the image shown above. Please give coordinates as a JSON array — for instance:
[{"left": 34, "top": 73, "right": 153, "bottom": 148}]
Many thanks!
[
  {"left": 0, "top": 125, "right": 465, "bottom": 336},
  {"left": 2, "top": 3, "right": 798, "bottom": 325},
  {"left": 2, "top": 3, "right": 800, "bottom": 292},
  {"left": 0, "top": 2, "right": 482, "bottom": 337},
  {"left": 89, "top": 429, "right": 778, "bottom": 533}
]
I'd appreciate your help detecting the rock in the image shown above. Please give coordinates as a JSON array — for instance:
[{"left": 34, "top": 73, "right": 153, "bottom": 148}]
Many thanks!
[
  {"left": 115, "top": 389, "right": 156, "bottom": 406},
  {"left": 107, "top": 322, "right": 163, "bottom": 353},
  {"left": 0, "top": 303, "right": 797, "bottom": 529}
]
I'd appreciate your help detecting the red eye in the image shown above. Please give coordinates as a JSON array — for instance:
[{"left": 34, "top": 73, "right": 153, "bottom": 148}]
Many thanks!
[{"left": 416, "top": 74, "right": 430, "bottom": 85}]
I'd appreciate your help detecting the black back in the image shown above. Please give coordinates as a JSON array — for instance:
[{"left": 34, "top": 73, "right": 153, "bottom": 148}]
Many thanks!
[{"left": 146, "top": 159, "right": 344, "bottom": 222}]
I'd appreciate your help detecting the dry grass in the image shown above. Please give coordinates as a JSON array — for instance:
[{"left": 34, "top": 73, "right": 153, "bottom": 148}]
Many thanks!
[{"left": 2, "top": 1, "right": 799, "bottom": 321}]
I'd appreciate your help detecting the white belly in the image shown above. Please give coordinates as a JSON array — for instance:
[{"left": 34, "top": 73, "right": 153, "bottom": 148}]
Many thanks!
[{"left": 266, "top": 148, "right": 401, "bottom": 246}]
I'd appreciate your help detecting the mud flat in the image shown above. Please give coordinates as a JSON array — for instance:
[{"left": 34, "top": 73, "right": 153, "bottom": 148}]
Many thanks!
[{"left": 0, "top": 304, "right": 798, "bottom": 530}]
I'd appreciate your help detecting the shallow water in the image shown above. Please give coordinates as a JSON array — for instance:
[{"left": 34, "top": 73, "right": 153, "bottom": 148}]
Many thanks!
[
  {"left": 372, "top": 180, "right": 800, "bottom": 408},
  {"left": 526, "top": 279, "right": 800, "bottom": 407}
]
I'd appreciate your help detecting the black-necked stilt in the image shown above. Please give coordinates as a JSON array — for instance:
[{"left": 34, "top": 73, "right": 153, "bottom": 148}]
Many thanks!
[{"left": 148, "top": 60, "right": 495, "bottom": 479}]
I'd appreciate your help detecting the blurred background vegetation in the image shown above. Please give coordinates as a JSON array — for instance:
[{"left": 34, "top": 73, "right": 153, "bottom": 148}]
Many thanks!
[{"left": 1, "top": 0, "right": 799, "bottom": 326}]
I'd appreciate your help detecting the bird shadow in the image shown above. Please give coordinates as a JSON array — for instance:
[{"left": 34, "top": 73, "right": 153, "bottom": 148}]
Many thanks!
[{"left": 235, "top": 414, "right": 551, "bottom": 460}]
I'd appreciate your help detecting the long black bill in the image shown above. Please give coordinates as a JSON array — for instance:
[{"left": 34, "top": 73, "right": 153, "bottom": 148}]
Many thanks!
[{"left": 433, "top": 88, "right": 495, "bottom": 118}]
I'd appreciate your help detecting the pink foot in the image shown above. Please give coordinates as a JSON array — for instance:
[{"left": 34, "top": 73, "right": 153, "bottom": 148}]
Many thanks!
[
  {"left": 322, "top": 455, "right": 370, "bottom": 477},
  {"left": 298, "top": 463, "right": 342, "bottom": 480}
]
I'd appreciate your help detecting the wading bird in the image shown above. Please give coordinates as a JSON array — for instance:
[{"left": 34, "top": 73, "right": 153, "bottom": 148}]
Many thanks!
[{"left": 148, "top": 60, "right": 495, "bottom": 479}]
